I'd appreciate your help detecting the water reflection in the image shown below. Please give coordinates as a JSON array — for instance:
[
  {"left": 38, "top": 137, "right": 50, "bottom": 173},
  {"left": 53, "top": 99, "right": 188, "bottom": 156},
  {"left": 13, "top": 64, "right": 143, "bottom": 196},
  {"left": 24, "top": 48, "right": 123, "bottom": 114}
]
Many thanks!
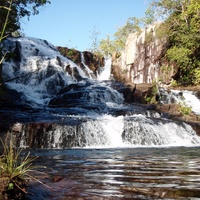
[{"left": 27, "top": 147, "right": 200, "bottom": 199}]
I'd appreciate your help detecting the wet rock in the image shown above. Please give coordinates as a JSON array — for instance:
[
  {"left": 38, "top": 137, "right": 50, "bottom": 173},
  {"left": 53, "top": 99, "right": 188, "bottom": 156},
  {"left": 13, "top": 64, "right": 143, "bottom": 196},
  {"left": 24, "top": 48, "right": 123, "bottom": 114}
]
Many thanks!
[
  {"left": 108, "top": 81, "right": 153, "bottom": 103},
  {"left": 49, "top": 81, "right": 123, "bottom": 110},
  {"left": 0, "top": 86, "right": 31, "bottom": 109},
  {"left": 57, "top": 46, "right": 104, "bottom": 76},
  {"left": 195, "top": 91, "right": 200, "bottom": 100}
]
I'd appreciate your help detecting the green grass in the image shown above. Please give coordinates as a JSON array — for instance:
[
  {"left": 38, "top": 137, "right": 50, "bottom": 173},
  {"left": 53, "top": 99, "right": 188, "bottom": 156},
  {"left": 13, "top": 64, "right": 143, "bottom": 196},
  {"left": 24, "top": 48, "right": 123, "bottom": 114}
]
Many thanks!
[{"left": 0, "top": 137, "right": 46, "bottom": 198}]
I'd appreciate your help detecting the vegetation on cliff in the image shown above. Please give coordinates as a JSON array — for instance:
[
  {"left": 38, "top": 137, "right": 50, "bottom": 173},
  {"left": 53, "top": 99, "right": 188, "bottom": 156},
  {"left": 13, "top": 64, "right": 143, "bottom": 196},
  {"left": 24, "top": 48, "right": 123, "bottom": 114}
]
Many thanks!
[
  {"left": 98, "top": 0, "right": 200, "bottom": 86},
  {"left": 150, "top": 0, "right": 200, "bottom": 85}
]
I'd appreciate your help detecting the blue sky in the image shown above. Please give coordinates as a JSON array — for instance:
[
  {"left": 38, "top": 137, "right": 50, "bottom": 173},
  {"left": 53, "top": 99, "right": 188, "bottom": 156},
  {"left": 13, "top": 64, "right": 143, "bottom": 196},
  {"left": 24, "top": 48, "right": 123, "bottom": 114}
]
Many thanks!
[{"left": 21, "top": 0, "right": 150, "bottom": 51}]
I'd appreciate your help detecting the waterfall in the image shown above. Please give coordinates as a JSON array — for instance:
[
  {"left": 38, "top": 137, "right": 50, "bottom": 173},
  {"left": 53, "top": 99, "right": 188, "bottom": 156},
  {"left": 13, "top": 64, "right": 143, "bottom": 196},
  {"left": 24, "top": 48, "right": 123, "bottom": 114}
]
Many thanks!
[
  {"left": 178, "top": 90, "right": 200, "bottom": 115},
  {"left": 2, "top": 37, "right": 89, "bottom": 106},
  {"left": 97, "top": 58, "right": 112, "bottom": 81},
  {"left": 2, "top": 37, "right": 200, "bottom": 149},
  {"left": 80, "top": 52, "right": 94, "bottom": 79},
  {"left": 17, "top": 113, "right": 200, "bottom": 149}
]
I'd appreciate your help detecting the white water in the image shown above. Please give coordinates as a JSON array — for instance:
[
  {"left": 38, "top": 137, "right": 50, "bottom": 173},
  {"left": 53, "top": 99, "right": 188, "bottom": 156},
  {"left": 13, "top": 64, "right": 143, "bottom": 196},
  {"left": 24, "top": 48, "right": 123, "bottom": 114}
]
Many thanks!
[
  {"left": 2, "top": 37, "right": 88, "bottom": 105},
  {"left": 98, "top": 58, "right": 112, "bottom": 80},
  {"left": 182, "top": 91, "right": 200, "bottom": 115},
  {"left": 171, "top": 90, "right": 200, "bottom": 115},
  {"left": 2, "top": 37, "right": 200, "bottom": 148},
  {"left": 99, "top": 115, "right": 124, "bottom": 147},
  {"left": 18, "top": 113, "right": 200, "bottom": 149}
]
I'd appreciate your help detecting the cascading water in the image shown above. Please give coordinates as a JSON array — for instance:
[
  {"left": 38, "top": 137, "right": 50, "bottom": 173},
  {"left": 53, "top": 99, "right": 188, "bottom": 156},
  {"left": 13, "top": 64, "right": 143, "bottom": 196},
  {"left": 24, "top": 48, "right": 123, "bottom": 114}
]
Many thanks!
[
  {"left": 173, "top": 90, "right": 200, "bottom": 115},
  {"left": 97, "top": 58, "right": 112, "bottom": 81},
  {"left": 80, "top": 52, "right": 94, "bottom": 79},
  {"left": 159, "top": 88, "right": 200, "bottom": 115},
  {"left": 1, "top": 36, "right": 200, "bottom": 149},
  {"left": 2, "top": 37, "right": 83, "bottom": 105}
]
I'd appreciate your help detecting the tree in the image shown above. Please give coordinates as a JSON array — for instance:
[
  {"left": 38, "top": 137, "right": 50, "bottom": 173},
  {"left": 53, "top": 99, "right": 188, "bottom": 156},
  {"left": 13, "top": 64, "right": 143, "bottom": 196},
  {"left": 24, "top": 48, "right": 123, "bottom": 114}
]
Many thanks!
[
  {"left": 0, "top": 0, "right": 50, "bottom": 38},
  {"left": 99, "top": 34, "right": 115, "bottom": 57},
  {"left": 144, "top": 0, "right": 200, "bottom": 84},
  {"left": 89, "top": 25, "right": 100, "bottom": 54},
  {"left": 98, "top": 0, "right": 200, "bottom": 85},
  {"left": 99, "top": 17, "right": 142, "bottom": 56}
]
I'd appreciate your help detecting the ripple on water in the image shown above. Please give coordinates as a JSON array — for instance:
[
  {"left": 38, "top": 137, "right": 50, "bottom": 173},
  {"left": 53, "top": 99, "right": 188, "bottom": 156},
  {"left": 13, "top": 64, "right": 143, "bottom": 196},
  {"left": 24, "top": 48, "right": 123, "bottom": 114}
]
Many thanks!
[{"left": 27, "top": 147, "right": 200, "bottom": 199}]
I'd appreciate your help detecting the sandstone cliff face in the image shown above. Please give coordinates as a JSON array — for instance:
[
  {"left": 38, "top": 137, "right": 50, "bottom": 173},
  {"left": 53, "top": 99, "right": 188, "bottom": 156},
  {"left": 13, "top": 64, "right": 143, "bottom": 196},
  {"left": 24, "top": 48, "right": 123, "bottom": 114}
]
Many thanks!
[{"left": 112, "top": 23, "right": 174, "bottom": 84}]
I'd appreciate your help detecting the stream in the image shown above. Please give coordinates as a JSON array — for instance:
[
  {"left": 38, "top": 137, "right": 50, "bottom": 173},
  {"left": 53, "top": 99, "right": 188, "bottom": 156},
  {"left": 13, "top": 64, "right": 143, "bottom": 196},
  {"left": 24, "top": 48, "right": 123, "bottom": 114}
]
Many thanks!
[
  {"left": 26, "top": 147, "right": 200, "bottom": 200},
  {"left": 1, "top": 37, "right": 200, "bottom": 199}
]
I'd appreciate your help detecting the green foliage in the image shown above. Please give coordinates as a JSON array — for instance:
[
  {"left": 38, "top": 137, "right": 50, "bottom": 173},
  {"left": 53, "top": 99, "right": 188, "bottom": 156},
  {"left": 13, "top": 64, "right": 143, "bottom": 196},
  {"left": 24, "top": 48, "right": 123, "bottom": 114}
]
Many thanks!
[
  {"left": 144, "top": 96, "right": 152, "bottom": 104},
  {"left": 166, "top": 47, "right": 192, "bottom": 68},
  {"left": 114, "top": 17, "right": 141, "bottom": 49},
  {"left": 170, "top": 79, "right": 178, "bottom": 87},
  {"left": 0, "top": 138, "right": 37, "bottom": 182},
  {"left": 144, "top": 82, "right": 158, "bottom": 104},
  {"left": 66, "top": 49, "right": 74, "bottom": 57},
  {"left": 178, "top": 103, "right": 192, "bottom": 116},
  {"left": 0, "top": 0, "right": 50, "bottom": 38},
  {"left": 99, "top": 34, "right": 115, "bottom": 56},
  {"left": 192, "top": 67, "right": 200, "bottom": 84},
  {"left": 0, "top": 0, "right": 12, "bottom": 43},
  {"left": 148, "top": 0, "right": 200, "bottom": 85},
  {"left": 0, "top": 137, "right": 46, "bottom": 197},
  {"left": 99, "top": 17, "right": 142, "bottom": 56}
]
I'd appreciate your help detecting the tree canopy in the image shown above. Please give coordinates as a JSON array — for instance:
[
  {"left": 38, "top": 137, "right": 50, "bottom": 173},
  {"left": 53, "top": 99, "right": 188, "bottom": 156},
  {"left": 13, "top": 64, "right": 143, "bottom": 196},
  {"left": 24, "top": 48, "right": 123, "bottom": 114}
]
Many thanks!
[
  {"left": 0, "top": 0, "right": 50, "bottom": 39},
  {"left": 99, "top": 17, "right": 142, "bottom": 56},
  {"left": 153, "top": 0, "right": 200, "bottom": 84}
]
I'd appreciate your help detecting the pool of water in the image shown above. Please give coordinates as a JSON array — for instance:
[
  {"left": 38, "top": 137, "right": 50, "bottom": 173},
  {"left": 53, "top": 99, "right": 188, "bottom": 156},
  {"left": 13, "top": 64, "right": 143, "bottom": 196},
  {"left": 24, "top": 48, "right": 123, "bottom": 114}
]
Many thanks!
[{"left": 27, "top": 147, "right": 200, "bottom": 199}]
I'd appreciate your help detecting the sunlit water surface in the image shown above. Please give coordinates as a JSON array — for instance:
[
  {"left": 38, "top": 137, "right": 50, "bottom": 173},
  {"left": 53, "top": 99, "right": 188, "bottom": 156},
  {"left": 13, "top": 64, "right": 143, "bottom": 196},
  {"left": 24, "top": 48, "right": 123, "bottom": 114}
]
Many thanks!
[{"left": 27, "top": 147, "right": 200, "bottom": 200}]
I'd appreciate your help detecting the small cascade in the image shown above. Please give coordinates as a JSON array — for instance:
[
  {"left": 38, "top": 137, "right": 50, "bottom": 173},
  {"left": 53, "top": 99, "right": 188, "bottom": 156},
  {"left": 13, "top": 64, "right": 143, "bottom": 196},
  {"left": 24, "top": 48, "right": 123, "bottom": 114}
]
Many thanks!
[
  {"left": 97, "top": 58, "right": 112, "bottom": 81},
  {"left": 80, "top": 52, "right": 94, "bottom": 79},
  {"left": 16, "top": 114, "right": 200, "bottom": 149},
  {"left": 179, "top": 90, "right": 200, "bottom": 115},
  {"left": 122, "top": 115, "right": 200, "bottom": 147},
  {"left": 159, "top": 88, "right": 200, "bottom": 115}
]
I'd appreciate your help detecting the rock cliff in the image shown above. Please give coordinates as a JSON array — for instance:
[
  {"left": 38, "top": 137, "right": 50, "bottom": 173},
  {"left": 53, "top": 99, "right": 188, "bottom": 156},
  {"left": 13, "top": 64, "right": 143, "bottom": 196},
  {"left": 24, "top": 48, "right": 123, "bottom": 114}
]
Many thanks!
[
  {"left": 112, "top": 23, "right": 174, "bottom": 85},
  {"left": 57, "top": 46, "right": 104, "bottom": 77}
]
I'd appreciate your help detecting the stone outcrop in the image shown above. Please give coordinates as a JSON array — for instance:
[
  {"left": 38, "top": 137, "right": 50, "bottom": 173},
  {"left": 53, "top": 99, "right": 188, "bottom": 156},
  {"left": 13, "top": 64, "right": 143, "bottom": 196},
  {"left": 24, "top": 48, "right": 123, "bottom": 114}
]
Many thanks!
[
  {"left": 57, "top": 46, "right": 104, "bottom": 76},
  {"left": 112, "top": 23, "right": 174, "bottom": 85}
]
